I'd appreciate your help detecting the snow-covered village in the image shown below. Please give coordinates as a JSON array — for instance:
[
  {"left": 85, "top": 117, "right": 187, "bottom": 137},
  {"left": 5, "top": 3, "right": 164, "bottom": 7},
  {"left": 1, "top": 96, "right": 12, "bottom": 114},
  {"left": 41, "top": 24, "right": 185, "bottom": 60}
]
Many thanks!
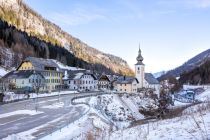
[{"left": 0, "top": 0, "right": 210, "bottom": 140}]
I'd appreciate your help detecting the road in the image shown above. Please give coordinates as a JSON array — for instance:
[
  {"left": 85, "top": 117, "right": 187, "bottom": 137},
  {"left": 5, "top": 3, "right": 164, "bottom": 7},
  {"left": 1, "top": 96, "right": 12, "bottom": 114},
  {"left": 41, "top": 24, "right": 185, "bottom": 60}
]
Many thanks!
[{"left": 0, "top": 91, "right": 105, "bottom": 139}]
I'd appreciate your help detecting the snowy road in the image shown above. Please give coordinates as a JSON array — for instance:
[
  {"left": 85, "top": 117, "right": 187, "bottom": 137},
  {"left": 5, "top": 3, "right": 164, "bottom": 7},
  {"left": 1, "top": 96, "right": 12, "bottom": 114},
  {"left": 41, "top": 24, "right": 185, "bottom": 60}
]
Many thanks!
[{"left": 0, "top": 91, "right": 105, "bottom": 139}]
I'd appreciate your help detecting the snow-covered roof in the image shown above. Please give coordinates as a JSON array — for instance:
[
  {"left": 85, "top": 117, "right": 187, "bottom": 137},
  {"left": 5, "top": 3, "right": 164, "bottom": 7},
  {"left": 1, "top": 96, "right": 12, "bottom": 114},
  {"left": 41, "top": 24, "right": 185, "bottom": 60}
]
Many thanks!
[
  {"left": 18, "top": 57, "right": 59, "bottom": 71},
  {"left": 64, "top": 71, "right": 97, "bottom": 80},
  {"left": 2, "top": 70, "right": 44, "bottom": 79},
  {"left": 52, "top": 60, "right": 84, "bottom": 71},
  {"left": 145, "top": 73, "right": 159, "bottom": 84},
  {"left": 18, "top": 57, "right": 84, "bottom": 72}
]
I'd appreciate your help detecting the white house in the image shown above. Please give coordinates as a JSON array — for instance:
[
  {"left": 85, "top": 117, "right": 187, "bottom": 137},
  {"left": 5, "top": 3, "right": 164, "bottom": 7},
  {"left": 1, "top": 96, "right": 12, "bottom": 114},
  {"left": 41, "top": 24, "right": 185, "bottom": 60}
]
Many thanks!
[
  {"left": 1, "top": 70, "right": 45, "bottom": 92},
  {"left": 63, "top": 71, "right": 98, "bottom": 91}
]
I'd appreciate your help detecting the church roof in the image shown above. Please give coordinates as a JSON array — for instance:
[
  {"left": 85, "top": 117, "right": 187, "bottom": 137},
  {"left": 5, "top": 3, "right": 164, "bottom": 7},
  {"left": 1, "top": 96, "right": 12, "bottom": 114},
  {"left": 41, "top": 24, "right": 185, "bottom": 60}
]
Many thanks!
[{"left": 145, "top": 73, "right": 159, "bottom": 84}]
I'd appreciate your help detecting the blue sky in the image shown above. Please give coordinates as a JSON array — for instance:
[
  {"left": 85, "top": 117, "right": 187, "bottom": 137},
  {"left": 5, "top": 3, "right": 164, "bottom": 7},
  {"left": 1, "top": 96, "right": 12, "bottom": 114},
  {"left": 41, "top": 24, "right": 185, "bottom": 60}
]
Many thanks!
[{"left": 24, "top": 0, "right": 210, "bottom": 73}]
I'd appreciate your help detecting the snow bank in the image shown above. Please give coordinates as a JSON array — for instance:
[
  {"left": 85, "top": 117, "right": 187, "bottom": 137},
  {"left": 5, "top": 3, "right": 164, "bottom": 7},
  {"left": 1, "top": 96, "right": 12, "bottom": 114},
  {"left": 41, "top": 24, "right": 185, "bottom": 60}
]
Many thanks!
[
  {"left": 0, "top": 110, "right": 43, "bottom": 118},
  {"left": 3, "top": 90, "right": 78, "bottom": 102},
  {"left": 196, "top": 89, "right": 210, "bottom": 101}
]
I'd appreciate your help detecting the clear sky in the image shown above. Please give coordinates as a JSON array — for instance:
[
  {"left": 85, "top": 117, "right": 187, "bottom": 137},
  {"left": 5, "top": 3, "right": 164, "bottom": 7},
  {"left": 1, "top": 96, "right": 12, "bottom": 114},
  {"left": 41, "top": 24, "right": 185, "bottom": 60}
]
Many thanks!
[{"left": 24, "top": 0, "right": 210, "bottom": 73}]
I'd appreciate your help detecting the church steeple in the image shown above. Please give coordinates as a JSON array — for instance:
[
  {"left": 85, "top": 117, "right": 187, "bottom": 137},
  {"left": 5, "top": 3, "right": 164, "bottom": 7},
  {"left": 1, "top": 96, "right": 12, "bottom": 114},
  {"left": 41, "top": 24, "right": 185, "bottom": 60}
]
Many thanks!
[
  {"left": 136, "top": 44, "right": 144, "bottom": 65},
  {"left": 135, "top": 44, "right": 145, "bottom": 89}
]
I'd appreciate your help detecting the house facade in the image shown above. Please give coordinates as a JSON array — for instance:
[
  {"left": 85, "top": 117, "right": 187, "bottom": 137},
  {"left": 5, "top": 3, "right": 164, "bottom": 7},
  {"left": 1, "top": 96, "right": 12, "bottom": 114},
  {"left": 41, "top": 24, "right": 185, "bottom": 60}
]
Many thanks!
[
  {"left": 63, "top": 71, "right": 98, "bottom": 91},
  {"left": 98, "top": 74, "right": 111, "bottom": 90},
  {"left": 17, "top": 57, "right": 63, "bottom": 92},
  {"left": 1, "top": 70, "right": 45, "bottom": 92},
  {"left": 114, "top": 76, "right": 139, "bottom": 93}
]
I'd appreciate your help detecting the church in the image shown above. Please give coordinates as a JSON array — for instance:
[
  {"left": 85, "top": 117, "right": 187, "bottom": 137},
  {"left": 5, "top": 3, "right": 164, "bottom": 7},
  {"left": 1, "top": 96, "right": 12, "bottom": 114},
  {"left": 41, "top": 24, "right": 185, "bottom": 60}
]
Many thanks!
[{"left": 115, "top": 47, "right": 160, "bottom": 93}]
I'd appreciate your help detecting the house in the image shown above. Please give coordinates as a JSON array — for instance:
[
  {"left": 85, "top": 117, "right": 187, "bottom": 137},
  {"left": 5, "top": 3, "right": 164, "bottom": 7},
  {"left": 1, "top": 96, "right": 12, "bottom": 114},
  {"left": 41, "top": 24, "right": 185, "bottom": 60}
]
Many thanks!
[
  {"left": 1, "top": 70, "right": 45, "bottom": 92},
  {"left": 17, "top": 57, "right": 63, "bottom": 92},
  {"left": 114, "top": 76, "right": 139, "bottom": 93},
  {"left": 63, "top": 70, "right": 98, "bottom": 91},
  {"left": 98, "top": 74, "right": 111, "bottom": 90}
]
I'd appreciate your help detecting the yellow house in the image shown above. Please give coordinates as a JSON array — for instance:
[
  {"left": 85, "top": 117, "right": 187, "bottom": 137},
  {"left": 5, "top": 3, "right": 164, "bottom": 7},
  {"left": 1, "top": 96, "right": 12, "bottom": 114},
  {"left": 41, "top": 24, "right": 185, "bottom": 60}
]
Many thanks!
[
  {"left": 114, "top": 76, "right": 139, "bottom": 93},
  {"left": 17, "top": 57, "right": 63, "bottom": 92}
]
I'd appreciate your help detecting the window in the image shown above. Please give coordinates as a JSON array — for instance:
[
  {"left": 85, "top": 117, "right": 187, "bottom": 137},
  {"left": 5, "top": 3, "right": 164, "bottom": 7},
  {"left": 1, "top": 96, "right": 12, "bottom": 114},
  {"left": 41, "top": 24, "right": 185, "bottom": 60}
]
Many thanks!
[
  {"left": 69, "top": 81, "right": 71, "bottom": 84},
  {"left": 125, "top": 84, "right": 126, "bottom": 86}
]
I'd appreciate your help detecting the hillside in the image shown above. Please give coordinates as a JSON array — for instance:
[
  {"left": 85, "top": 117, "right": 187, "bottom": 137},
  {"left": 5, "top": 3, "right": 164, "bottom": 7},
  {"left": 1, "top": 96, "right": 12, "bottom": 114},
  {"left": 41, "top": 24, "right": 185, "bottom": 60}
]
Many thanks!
[
  {"left": 158, "top": 48, "right": 210, "bottom": 81},
  {"left": 179, "top": 60, "right": 210, "bottom": 85},
  {"left": 0, "top": 0, "right": 134, "bottom": 75}
]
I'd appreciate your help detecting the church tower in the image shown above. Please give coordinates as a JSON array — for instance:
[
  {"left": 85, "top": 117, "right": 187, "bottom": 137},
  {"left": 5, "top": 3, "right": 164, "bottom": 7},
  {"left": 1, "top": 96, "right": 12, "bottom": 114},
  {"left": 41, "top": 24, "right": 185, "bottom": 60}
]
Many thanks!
[{"left": 135, "top": 46, "right": 145, "bottom": 88}]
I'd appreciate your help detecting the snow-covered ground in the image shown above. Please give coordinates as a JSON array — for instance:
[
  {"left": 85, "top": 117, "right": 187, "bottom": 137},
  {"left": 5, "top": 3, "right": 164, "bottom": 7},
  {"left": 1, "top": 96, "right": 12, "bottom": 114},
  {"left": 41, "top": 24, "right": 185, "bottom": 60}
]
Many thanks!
[
  {"left": 3, "top": 90, "right": 210, "bottom": 140},
  {"left": 39, "top": 97, "right": 210, "bottom": 140},
  {"left": 111, "top": 103, "right": 210, "bottom": 140},
  {"left": 196, "top": 88, "right": 210, "bottom": 102},
  {"left": 0, "top": 66, "right": 10, "bottom": 77},
  {"left": 3, "top": 90, "right": 78, "bottom": 102},
  {"left": 0, "top": 110, "right": 43, "bottom": 118}
]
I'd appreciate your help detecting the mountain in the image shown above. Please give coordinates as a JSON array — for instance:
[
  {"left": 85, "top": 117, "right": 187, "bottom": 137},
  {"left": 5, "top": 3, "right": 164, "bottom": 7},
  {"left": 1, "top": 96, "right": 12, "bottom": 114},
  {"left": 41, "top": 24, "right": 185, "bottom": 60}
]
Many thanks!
[
  {"left": 158, "top": 49, "right": 210, "bottom": 81},
  {"left": 153, "top": 71, "right": 166, "bottom": 78},
  {"left": 0, "top": 0, "right": 134, "bottom": 76},
  {"left": 179, "top": 60, "right": 210, "bottom": 85}
]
